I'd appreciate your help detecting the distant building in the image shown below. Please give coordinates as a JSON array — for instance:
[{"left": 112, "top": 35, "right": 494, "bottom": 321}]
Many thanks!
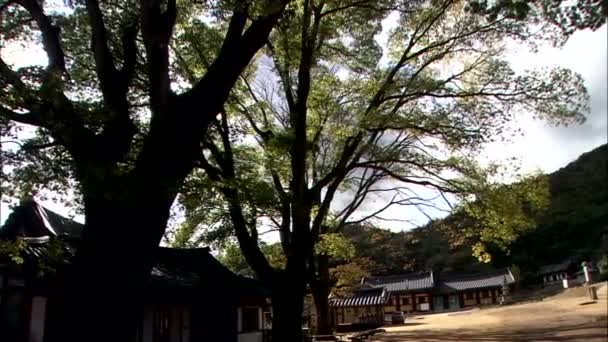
[
  {"left": 0, "top": 200, "right": 270, "bottom": 342},
  {"left": 538, "top": 259, "right": 576, "bottom": 286},
  {"left": 329, "top": 268, "right": 515, "bottom": 326},
  {"left": 329, "top": 287, "right": 389, "bottom": 326}
]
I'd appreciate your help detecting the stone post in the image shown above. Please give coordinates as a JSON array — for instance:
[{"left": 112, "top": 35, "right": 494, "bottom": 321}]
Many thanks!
[{"left": 501, "top": 276, "right": 510, "bottom": 305}]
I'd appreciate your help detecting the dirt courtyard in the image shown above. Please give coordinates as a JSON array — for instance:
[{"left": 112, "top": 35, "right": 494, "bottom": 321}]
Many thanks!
[{"left": 372, "top": 284, "right": 608, "bottom": 342}]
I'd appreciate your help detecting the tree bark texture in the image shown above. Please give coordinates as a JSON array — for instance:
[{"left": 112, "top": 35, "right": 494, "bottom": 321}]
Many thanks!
[
  {"left": 270, "top": 271, "right": 307, "bottom": 342},
  {"left": 47, "top": 187, "right": 175, "bottom": 342},
  {"left": 311, "top": 254, "right": 333, "bottom": 336}
]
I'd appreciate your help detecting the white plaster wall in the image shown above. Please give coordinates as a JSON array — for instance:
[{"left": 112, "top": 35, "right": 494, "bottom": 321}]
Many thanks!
[
  {"left": 237, "top": 307, "right": 263, "bottom": 332},
  {"left": 28, "top": 296, "right": 46, "bottom": 342},
  {"left": 180, "top": 307, "right": 190, "bottom": 342},
  {"left": 141, "top": 305, "right": 153, "bottom": 342},
  {"left": 238, "top": 332, "right": 263, "bottom": 342},
  {"left": 237, "top": 307, "right": 263, "bottom": 342}
]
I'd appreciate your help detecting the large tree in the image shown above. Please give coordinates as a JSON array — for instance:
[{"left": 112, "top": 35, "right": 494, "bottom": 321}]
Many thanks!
[
  {"left": 0, "top": 1, "right": 290, "bottom": 341},
  {"left": 172, "top": 0, "right": 603, "bottom": 337}
]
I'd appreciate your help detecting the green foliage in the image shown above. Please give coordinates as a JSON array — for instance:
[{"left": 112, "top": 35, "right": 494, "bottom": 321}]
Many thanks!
[
  {"left": 507, "top": 144, "right": 608, "bottom": 268},
  {"left": 217, "top": 241, "right": 286, "bottom": 277},
  {"left": 36, "top": 238, "right": 67, "bottom": 277},
  {"left": 599, "top": 255, "right": 608, "bottom": 282},
  {"left": 468, "top": 0, "right": 608, "bottom": 36},
  {"left": 510, "top": 264, "right": 521, "bottom": 284},
  {"left": 598, "top": 255, "right": 608, "bottom": 275},
  {"left": 461, "top": 173, "right": 550, "bottom": 261},
  {"left": 343, "top": 223, "right": 494, "bottom": 275},
  {"left": 348, "top": 145, "right": 608, "bottom": 278},
  {"left": 329, "top": 257, "right": 374, "bottom": 297},
  {"left": 218, "top": 242, "right": 256, "bottom": 277},
  {"left": 0, "top": 238, "right": 66, "bottom": 276},
  {"left": 315, "top": 233, "right": 355, "bottom": 259},
  {"left": 0, "top": 239, "right": 27, "bottom": 265}
]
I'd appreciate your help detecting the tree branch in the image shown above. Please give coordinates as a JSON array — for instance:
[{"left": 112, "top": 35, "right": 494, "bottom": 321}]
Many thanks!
[
  {"left": 0, "top": 106, "right": 42, "bottom": 126},
  {"left": 182, "top": 0, "right": 290, "bottom": 115},
  {"left": 140, "top": 0, "right": 177, "bottom": 113},
  {"left": 353, "top": 164, "right": 459, "bottom": 193},
  {"left": 84, "top": 0, "right": 119, "bottom": 99},
  {"left": 119, "top": 21, "right": 139, "bottom": 92},
  {"left": 0, "top": 56, "right": 38, "bottom": 107},
  {"left": 84, "top": 0, "right": 138, "bottom": 162},
  {"left": 17, "top": 0, "right": 66, "bottom": 73},
  {"left": 267, "top": 38, "right": 296, "bottom": 111}
]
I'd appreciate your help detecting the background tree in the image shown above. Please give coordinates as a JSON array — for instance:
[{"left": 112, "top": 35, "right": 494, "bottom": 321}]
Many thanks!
[
  {"left": 343, "top": 144, "right": 608, "bottom": 287},
  {"left": 0, "top": 1, "right": 289, "bottom": 341},
  {"left": 172, "top": 0, "right": 600, "bottom": 337}
]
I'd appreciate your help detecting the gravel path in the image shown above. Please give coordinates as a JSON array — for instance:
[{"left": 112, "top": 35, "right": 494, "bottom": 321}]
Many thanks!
[{"left": 372, "top": 284, "right": 608, "bottom": 342}]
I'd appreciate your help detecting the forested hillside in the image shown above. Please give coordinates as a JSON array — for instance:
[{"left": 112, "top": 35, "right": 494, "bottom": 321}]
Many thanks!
[
  {"left": 345, "top": 144, "right": 608, "bottom": 276},
  {"left": 506, "top": 143, "right": 608, "bottom": 268}
]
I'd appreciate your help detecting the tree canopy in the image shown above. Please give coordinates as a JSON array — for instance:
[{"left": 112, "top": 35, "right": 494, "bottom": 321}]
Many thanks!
[
  {"left": 174, "top": 0, "right": 590, "bottom": 279},
  {"left": 167, "top": 0, "right": 600, "bottom": 336},
  {"left": 1, "top": 1, "right": 291, "bottom": 341},
  {"left": 1, "top": 0, "right": 605, "bottom": 339}
]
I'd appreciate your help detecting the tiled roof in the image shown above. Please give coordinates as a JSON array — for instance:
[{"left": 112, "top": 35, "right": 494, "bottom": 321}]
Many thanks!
[
  {"left": 329, "top": 288, "right": 388, "bottom": 307},
  {"left": 538, "top": 260, "right": 574, "bottom": 275},
  {"left": 438, "top": 268, "right": 515, "bottom": 292},
  {"left": 0, "top": 201, "right": 270, "bottom": 297},
  {"left": 0, "top": 199, "right": 83, "bottom": 239},
  {"left": 361, "top": 269, "right": 515, "bottom": 295},
  {"left": 365, "top": 272, "right": 434, "bottom": 292}
]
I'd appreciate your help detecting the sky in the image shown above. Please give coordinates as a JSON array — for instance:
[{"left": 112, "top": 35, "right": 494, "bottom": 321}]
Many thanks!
[
  {"left": 335, "top": 21, "right": 608, "bottom": 231},
  {"left": 1, "top": 13, "right": 607, "bottom": 236}
]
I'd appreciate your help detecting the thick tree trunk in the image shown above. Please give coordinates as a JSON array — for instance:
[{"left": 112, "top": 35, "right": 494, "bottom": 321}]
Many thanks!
[
  {"left": 52, "top": 264, "right": 145, "bottom": 342},
  {"left": 311, "top": 255, "right": 333, "bottom": 336},
  {"left": 270, "top": 272, "right": 306, "bottom": 342},
  {"left": 311, "top": 280, "right": 332, "bottom": 336},
  {"left": 47, "top": 188, "right": 174, "bottom": 342}
]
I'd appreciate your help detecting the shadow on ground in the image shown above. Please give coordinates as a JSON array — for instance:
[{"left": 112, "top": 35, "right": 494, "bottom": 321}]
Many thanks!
[
  {"left": 375, "top": 320, "right": 608, "bottom": 342},
  {"left": 389, "top": 322, "right": 427, "bottom": 328},
  {"left": 578, "top": 301, "right": 597, "bottom": 306}
]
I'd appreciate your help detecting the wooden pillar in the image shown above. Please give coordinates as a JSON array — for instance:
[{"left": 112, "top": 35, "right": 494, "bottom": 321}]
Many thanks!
[
  {"left": 491, "top": 289, "right": 497, "bottom": 304},
  {"left": 411, "top": 293, "right": 415, "bottom": 312},
  {"left": 458, "top": 293, "right": 464, "bottom": 308},
  {"left": 475, "top": 291, "right": 480, "bottom": 305},
  {"left": 395, "top": 294, "right": 401, "bottom": 311}
]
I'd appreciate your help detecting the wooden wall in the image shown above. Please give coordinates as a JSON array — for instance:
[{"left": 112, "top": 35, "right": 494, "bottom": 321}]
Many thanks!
[{"left": 333, "top": 306, "right": 383, "bottom": 325}]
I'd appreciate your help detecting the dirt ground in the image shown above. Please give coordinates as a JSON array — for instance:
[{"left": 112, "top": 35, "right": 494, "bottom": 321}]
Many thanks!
[{"left": 372, "top": 283, "right": 608, "bottom": 342}]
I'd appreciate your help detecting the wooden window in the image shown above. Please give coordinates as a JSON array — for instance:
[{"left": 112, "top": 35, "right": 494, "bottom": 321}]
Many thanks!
[
  {"left": 153, "top": 307, "right": 171, "bottom": 342},
  {"left": 481, "top": 290, "right": 489, "bottom": 298},
  {"left": 263, "top": 312, "right": 272, "bottom": 330},
  {"left": 401, "top": 297, "right": 410, "bottom": 305},
  {"left": 465, "top": 292, "right": 474, "bottom": 300},
  {"left": 241, "top": 307, "right": 260, "bottom": 333},
  {"left": 417, "top": 296, "right": 427, "bottom": 304}
]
